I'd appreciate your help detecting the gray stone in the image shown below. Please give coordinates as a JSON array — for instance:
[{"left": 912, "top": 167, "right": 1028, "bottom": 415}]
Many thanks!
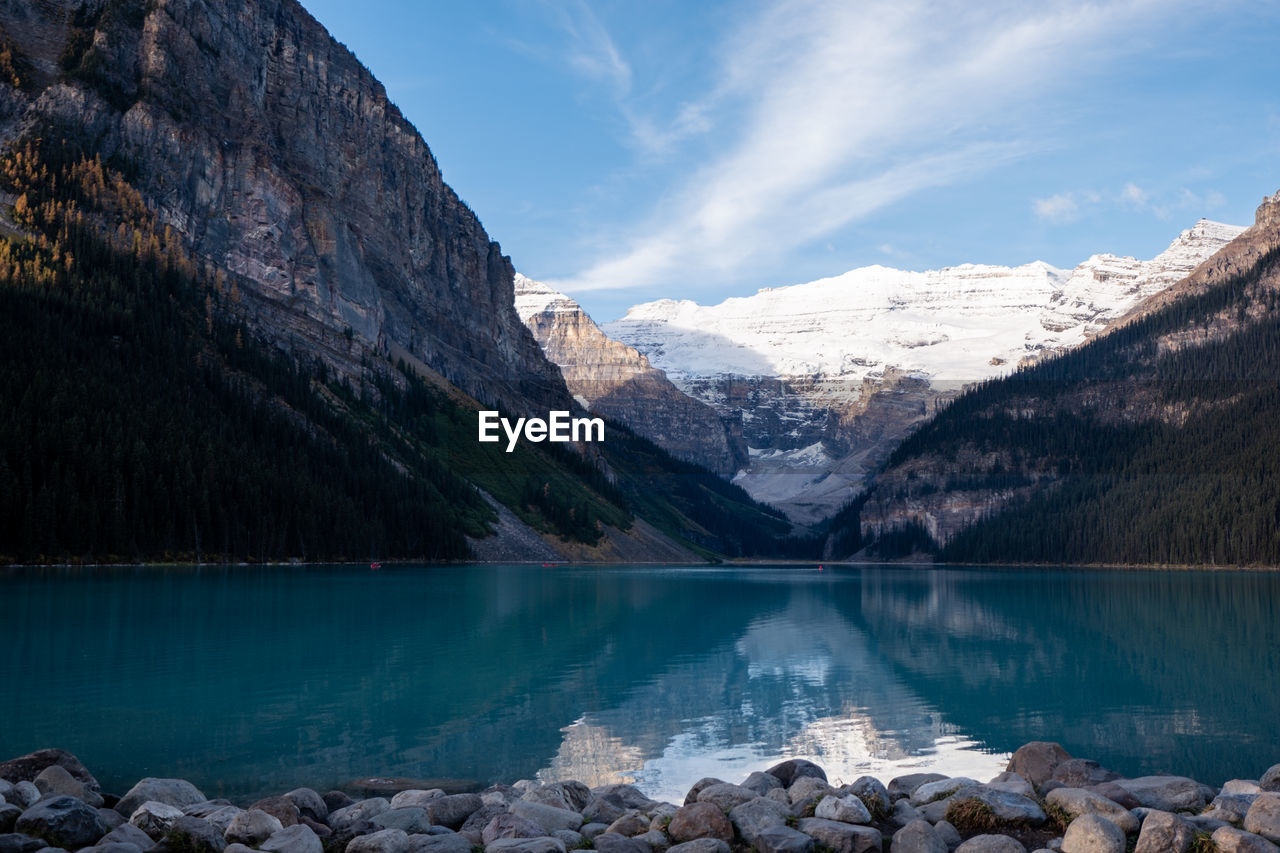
[
  {"left": 14, "top": 797, "right": 107, "bottom": 851},
  {"left": 589, "top": 787, "right": 657, "bottom": 814},
  {"left": 889, "top": 820, "right": 945, "bottom": 853},
  {"left": 794, "top": 818, "right": 880, "bottom": 853},
  {"left": 1114, "top": 777, "right": 1207, "bottom": 812},
  {"left": 911, "top": 779, "right": 978, "bottom": 807},
  {"left": 696, "top": 785, "right": 756, "bottom": 814},
  {"left": 888, "top": 800, "right": 922, "bottom": 828},
  {"left": 195, "top": 806, "right": 245, "bottom": 835},
  {"left": 1214, "top": 827, "right": 1280, "bottom": 853},
  {"left": 958, "top": 790, "right": 1046, "bottom": 826},
  {"left": 765, "top": 762, "right": 827, "bottom": 789},
  {"left": 0, "top": 752, "right": 100, "bottom": 800},
  {"left": 251, "top": 798, "right": 302, "bottom": 829},
  {"left": 78, "top": 843, "right": 143, "bottom": 853},
  {"left": 581, "top": 800, "right": 625, "bottom": 827},
  {"left": 483, "top": 839, "right": 565, "bottom": 853},
  {"left": 1006, "top": 743, "right": 1071, "bottom": 790},
  {"left": 552, "top": 830, "right": 584, "bottom": 850},
  {"left": 843, "top": 778, "right": 889, "bottom": 819},
  {"left": 666, "top": 840, "right": 729, "bottom": 853},
  {"left": 635, "top": 830, "right": 668, "bottom": 851},
  {"left": 682, "top": 781, "right": 725, "bottom": 809},
  {"left": 765, "top": 790, "right": 790, "bottom": 806},
  {"left": 346, "top": 828, "right": 411, "bottom": 853},
  {"left": 33, "top": 767, "right": 103, "bottom": 809},
  {"left": 0, "top": 808, "right": 18, "bottom": 834},
  {"left": 1133, "top": 810, "right": 1192, "bottom": 853},
  {"left": 1051, "top": 762, "right": 1119, "bottom": 790},
  {"left": 406, "top": 833, "right": 473, "bottom": 853},
  {"left": 8, "top": 787, "right": 39, "bottom": 811},
  {"left": 0, "top": 834, "right": 45, "bottom": 853},
  {"left": 115, "top": 781, "right": 206, "bottom": 819},
  {"left": 751, "top": 825, "right": 813, "bottom": 853},
  {"left": 983, "top": 774, "right": 1035, "bottom": 800},
  {"left": 285, "top": 791, "right": 330, "bottom": 823},
  {"left": 481, "top": 815, "right": 545, "bottom": 844},
  {"left": 101, "top": 823, "right": 155, "bottom": 849},
  {"left": 740, "top": 774, "right": 782, "bottom": 798},
  {"left": 507, "top": 802, "right": 582, "bottom": 835},
  {"left": 1246, "top": 795, "right": 1280, "bottom": 843},
  {"left": 321, "top": 819, "right": 377, "bottom": 853},
  {"left": 1207, "top": 794, "right": 1260, "bottom": 825},
  {"left": 580, "top": 824, "right": 608, "bottom": 841},
  {"left": 787, "top": 778, "right": 834, "bottom": 805},
  {"left": 728, "top": 798, "right": 792, "bottom": 844},
  {"left": 523, "top": 783, "right": 590, "bottom": 813},
  {"left": 225, "top": 809, "right": 286, "bottom": 846},
  {"left": 591, "top": 833, "right": 649, "bottom": 853},
  {"left": 330, "top": 800, "right": 391, "bottom": 831},
  {"left": 933, "top": 821, "right": 960, "bottom": 849},
  {"left": 605, "top": 813, "right": 650, "bottom": 838},
  {"left": 1045, "top": 788, "right": 1139, "bottom": 835},
  {"left": 1262, "top": 767, "right": 1280, "bottom": 794},
  {"left": 954, "top": 836, "right": 1025, "bottom": 853},
  {"left": 916, "top": 799, "right": 952, "bottom": 826},
  {"left": 1083, "top": 783, "right": 1139, "bottom": 810},
  {"left": 813, "top": 795, "right": 871, "bottom": 825},
  {"left": 0, "top": 783, "right": 12, "bottom": 803},
  {"left": 391, "top": 792, "right": 445, "bottom": 811},
  {"left": 667, "top": 803, "right": 732, "bottom": 844},
  {"left": 165, "top": 816, "right": 228, "bottom": 853},
  {"left": 324, "top": 794, "right": 356, "bottom": 815},
  {"left": 374, "top": 810, "right": 433, "bottom": 835},
  {"left": 262, "top": 824, "right": 324, "bottom": 853},
  {"left": 1060, "top": 814, "right": 1125, "bottom": 853},
  {"left": 1227, "top": 782, "right": 1265, "bottom": 796},
  {"left": 887, "top": 775, "right": 949, "bottom": 803},
  {"left": 460, "top": 805, "right": 509, "bottom": 840},
  {"left": 1184, "top": 815, "right": 1231, "bottom": 833}
]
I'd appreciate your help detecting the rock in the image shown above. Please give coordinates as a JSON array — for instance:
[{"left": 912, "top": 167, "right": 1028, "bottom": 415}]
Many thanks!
[
  {"left": 0, "top": 835, "right": 46, "bottom": 853},
  {"left": 696, "top": 785, "right": 756, "bottom": 813},
  {"left": 1227, "top": 782, "right": 1265, "bottom": 796},
  {"left": 1060, "top": 814, "right": 1125, "bottom": 853},
  {"left": 459, "top": 804, "right": 509, "bottom": 840},
  {"left": 605, "top": 813, "right": 651, "bottom": 837},
  {"left": 262, "top": 824, "right": 323, "bottom": 853},
  {"left": 507, "top": 802, "right": 581, "bottom": 835},
  {"left": 115, "top": 780, "right": 207, "bottom": 820},
  {"left": 667, "top": 840, "right": 730, "bottom": 853},
  {"left": 330, "top": 800, "right": 391, "bottom": 831},
  {"left": 667, "top": 803, "right": 732, "bottom": 844},
  {"left": 226, "top": 843, "right": 256, "bottom": 853},
  {"left": 1132, "top": 810, "right": 1192, "bottom": 853},
  {"left": 766, "top": 790, "right": 790, "bottom": 806},
  {"left": 1214, "top": 826, "right": 1280, "bottom": 853},
  {"left": 591, "top": 833, "right": 649, "bottom": 853},
  {"left": 406, "top": 834, "right": 473, "bottom": 853},
  {"left": 1007, "top": 743, "right": 1071, "bottom": 789},
  {"left": 346, "top": 828, "right": 410, "bottom": 853},
  {"left": 794, "top": 818, "right": 879, "bottom": 853},
  {"left": 0, "top": 782, "right": 10, "bottom": 803},
  {"left": 887, "top": 775, "right": 948, "bottom": 803},
  {"left": 579, "top": 823, "right": 608, "bottom": 841},
  {"left": 591, "top": 787, "right": 658, "bottom": 814},
  {"left": 729, "top": 797, "right": 793, "bottom": 843},
  {"left": 1051, "top": 762, "right": 1119, "bottom": 790},
  {"left": 1083, "top": 783, "right": 1139, "bottom": 810},
  {"left": 0, "top": 752, "right": 101, "bottom": 799},
  {"left": 1114, "top": 777, "right": 1207, "bottom": 812},
  {"left": 14, "top": 795, "right": 107, "bottom": 850},
  {"left": 911, "top": 779, "right": 978, "bottom": 807},
  {"left": 33, "top": 766, "right": 104, "bottom": 809},
  {"left": 955, "top": 790, "right": 1047, "bottom": 826},
  {"left": 1263, "top": 767, "right": 1280, "bottom": 794},
  {"left": 0, "top": 808, "right": 18, "bottom": 834},
  {"left": 1045, "top": 788, "right": 1139, "bottom": 835},
  {"left": 1185, "top": 815, "right": 1231, "bottom": 833},
  {"left": 933, "top": 821, "right": 960, "bottom": 849},
  {"left": 373, "top": 810, "right": 432, "bottom": 835},
  {"left": 7, "top": 787, "right": 39, "bottom": 811},
  {"left": 285, "top": 791, "right": 330, "bottom": 823},
  {"left": 130, "top": 801, "right": 189, "bottom": 840},
  {"left": 391, "top": 792, "right": 445, "bottom": 811},
  {"left": 890, "top": 820, "right": 946, "bottom": 853},
  {"left": 95, "top": 809, "right": 126, "bottom": 831},
  {"left": 581, "top": 800, "right": 625, "bottom": 827},
  {"left": 194, "top": 807, "right": 244, "bottom": 835},
  {"left": 552, "top": 831, "right": 584, "bottom": 850},
  {"left": 751, "top": 825, "right": 813, "bottom": 853},
  {"left": 79, "top": 843, "right": 143, "bottom": 853},
  {"left": 1206, "top": 794, "right": 1260, "bottom": 825},
  {"left": 483, "top": 839, "right": 565, "bottom": 853},
  {"left": 1246, "top": 795, "right": 1280, "bottom": 843},
  {"left": 250, "top": 799, "right": 302, "bottom": 829},
  {"left": 321, "top": 820, "right": 378, "bottom": 853},
  {"left": 813, "top": 795, "right": 870, "bottom": 826},
  {"left": 164, "top": 816, "right": 227, "bottom": 853},
  {"left": 522, "top": 783, "right": 590, "bottom": 813},
  {"left": 324, "top": 794, "right": 356, "bottom": 815},
  {"left": 984, "top": 774, "right": 1035, "bottom": 799},
  {"left": 741, "top": 774, "right": 783, "bottom": 798},
  {"left": 765, "top": 762, "right": 827, "bottom": 789},
  {"left": 225, "top": 809, "right": 286, "bottom": 846},
  {"left": 682, "top": 781, "right": 725, "bottom": 809},
  {"left": 101, "top": 823, "right": 155, "bottom": 848},
  {"left": 422, "top": 795, "right": 481, "bottom": 833},
  {"left": 481, "top": 815, "right": 543, "bottom": 845},
  {"left": 843, "top": 778, "right": 890, "bottom": 819},
  {"left": 889, "top": 800, "right": 922, "bottom": 828},
  {"left": 788, "top": 778, "right": 834, "bottom": 804},
  {"left": 955, "top": 836, "right": 1025, "bottom": 853}
]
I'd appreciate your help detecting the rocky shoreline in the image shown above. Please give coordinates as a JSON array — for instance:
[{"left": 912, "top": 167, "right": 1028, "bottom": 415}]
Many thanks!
[{"left": 2, "top": 744, "right": 1279, "bottom": 853}]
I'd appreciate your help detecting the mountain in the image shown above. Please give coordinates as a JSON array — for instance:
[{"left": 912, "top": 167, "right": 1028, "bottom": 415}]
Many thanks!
[
  {"left": 0, "top": 0, "right": 807, "bottom": 564},
  {"left": 514, "top": 274, "right": 747, "bottom": 477},
  {"left": 603, "top": 220, "right": 1243, "bottom": 523},
  {"left": 834, "top": 191, "right": 1280, "bottom": 565}
]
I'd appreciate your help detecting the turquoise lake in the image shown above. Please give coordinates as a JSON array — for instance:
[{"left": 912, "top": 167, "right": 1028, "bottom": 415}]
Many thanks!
[{"left": 2, "top": 563, "right": 1278, "bottom": 803}]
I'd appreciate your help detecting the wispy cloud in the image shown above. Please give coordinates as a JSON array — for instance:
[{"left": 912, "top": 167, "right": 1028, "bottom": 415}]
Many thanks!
[
  {"left": 548, "top": 0, "right": 1209, "bottom": 294},
  {"left": 1035, "top": 182, "right": 1227, "bottom": 223}
]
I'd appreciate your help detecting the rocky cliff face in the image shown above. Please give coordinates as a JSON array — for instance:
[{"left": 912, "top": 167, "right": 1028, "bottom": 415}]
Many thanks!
[
  {"left": 0, "top": 0, "right": 567, "bottom": 412},
  {"left": 604, "top": 220, "right": 1242, "bottom": 523},
  {"left": 514, "top": 275, "right": 747, "bottom": 476}
]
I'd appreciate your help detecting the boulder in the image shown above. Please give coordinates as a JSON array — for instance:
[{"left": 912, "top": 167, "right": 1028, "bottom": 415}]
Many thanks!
[
  {"left": 164, "top": 816, "right": 227, "bottom": 853},
  {"left": 480, "top": 815, "right": 544, "bottom": 845},
  {"left": 250, "top": 798, "right": 302, "bottom": 829},
  {"left": 0, "top": 835, "right": 46, "bottom": 853},
  {"left": 890, "top": 819, "right": 945, "bottom": 853},
  {"left": 813, "top": 795, "right": 871, "bottom": 825},
  {"left": 1206, "top": 794, "right": 1259, "bottom": 825},
  {"left": 323, "top": 794, "right": 356, "bottom": 814},
  {"left": 911, "top": 779, "right": 978, "bottom": 807},
  {"left": 1045, "top": 788, "right": 1139, "bottom": 834},
  {"left": 116, "top": 780, "right": 206, "bottom": 819},
  {"left": 284, "top": 791, "right": 330, "bottom": 823},
  {"left": 751, "top": 825, "right": 813, "bottom": 853},
  {"left": 1133, "top": 810, "right": 1192, "bottom": 853},
  {"left": 261, "top": 824, "right": 323, "bottom": 853},
  {"left": 683, "top": 781, "right": 725, "bottom": 809},
  {"left": 788, "top": 778, "right": 834, "bottom": 804},
  {"left": 955, "top": 836, "right": 1026, "bottom": 853},
  {"left": 522, "top": 783, "right": 589, "bottom": 813},
  {"left": 1213, "top": 826, "right": 1280, "bottom": 853},
  {"left": 225, "top": 809, "right": 285, "bottom": 846},
  {"left": 887, "top": 775, "right": 948, "bottom": 803},
  {"left": 390, "top": 793, "right": 445, "bottom": 811},
  {"left": 1006, "top": 743, "right": 1071, "bottom": 789},
  {"left": 14, "top": 796, "right": 107, "bottom": 849},
  {"left": 407, "top": 834, "right": 473, "bottom": 853},
  {"left": 1051, "top": 761, "right": 1119, "bottom": 790},
  {"left": 843, "top": 778, "right": 889, "bottom": 819},
  {"left": 764, "top": 761, "right": 826, "bottom": 788},
  {"left": 79, "top": 843, "right": 143, "bottom": 853},
  {"left": 483, "top": 839, "right": 565, "bottom": 853},
  {"left": 1083, "top": 783, "right": 1140, "bottom": 810},
  {"left": 1262, "top": 767, "right": 1280, "bottom": 794},
  {"left": 1246, "top": 795, "right": 1280, "bottom": 844},
  {"left": 554, "top": 831, "right": 585, "bottom": 851},
  {"left": 984, "top": 774, "right": 1034, "bottom": 799},
  {"left": 589, "top": 787, "right": 658, "bottom": 814},
  {"left": 0, "top": 807, "right": 19, "bottom": 834},
  {"left": 741, "top": 774, "right": 783, "bottom": 798},
  {"left": 794, "top": 818, "right": 879, "bottom": 853},
  {"left": 373, "top": 810, "right": 432, "bottom": 835},
  {"left": 346, "top": 828, "right": 411, "bottom": 853},
  {"left": 1060, "top": 814, "right": 1125, "bottom": 853},
  {"left": 579, "top": 824, "right": 608, "bottom": 841},
  {"left": 728, "top": 798, "right": 792, "bottom": 843},
  {"left": 1114, "top": 777, "right": 1207, "bottom": 812},
  {"left": 954, "top": 790, "right": 1046, "bottom": 826},
  {"left": 7, "top": 788, "right": 37, "bottom": 812},
  {"left": 666, "top": 840, "right": 730, "bottom": 853},
  {"left": 101, "top": 823, "right": 155, "bottom": 848},
  {"left": 697, "top": 785, "right": 756, "bottom": 813},
  {"left": 321, "top": 820, "right": 377, "bottom": 853},
  {"left": 888, "top": 800, "right": 922, "bottom": 828},
  {"left": 0, "top": 751, "right": 101, "bottom": 798},
  {"left": 330, "top": 800, "right": 391, "bottom": 831},
  {"left": 605, "top": 813, "right": 651, "bottom": 838},
  {"left": 33, "top": 766, "right": 103, "bottom": 809},
  {"left": 591, "top": 833, "right": 649, "bottom": 853},
  {"left": 667, "top": 803, "right": 732, "bottom": 844},
  {"left": 507, "top": 802, "right": 581, "bottom": 835},
  {"left": 933, "top": 821, "right": 960, "bottom": 849}
]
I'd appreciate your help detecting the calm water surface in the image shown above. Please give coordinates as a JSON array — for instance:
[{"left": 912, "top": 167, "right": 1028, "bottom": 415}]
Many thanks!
[{"left": 3, "top": 564, "right": 1278, "bottom": 803}]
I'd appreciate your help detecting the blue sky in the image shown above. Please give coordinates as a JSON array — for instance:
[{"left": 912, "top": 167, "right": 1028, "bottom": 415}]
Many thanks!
[{"left": 300, "top": 0, "right": 1280, "bottom": 322}]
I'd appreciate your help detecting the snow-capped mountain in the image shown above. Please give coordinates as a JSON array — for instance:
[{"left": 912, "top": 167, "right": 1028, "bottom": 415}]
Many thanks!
[{"left": 600, "top": 220, "right": 1243, "bottom": 523}]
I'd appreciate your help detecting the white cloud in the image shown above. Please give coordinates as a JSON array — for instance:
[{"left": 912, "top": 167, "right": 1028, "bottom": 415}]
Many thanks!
[
  {"left": 1034, "top": 193, "right": 1082, "bottom": 223},
  {"left": 543, "top": 0, "right": 632, "bottom": 96},
  {"left": 550, "top": 0, "right": 1203, "bottom": 295},
  {"left": 1036, "top": 182, "right": 1228, "bottom": 223}
]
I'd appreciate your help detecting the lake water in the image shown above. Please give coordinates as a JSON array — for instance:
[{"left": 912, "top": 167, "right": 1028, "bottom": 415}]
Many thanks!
[{"left": 3, "top": 563, "right": 1278, "bottom": 803}]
